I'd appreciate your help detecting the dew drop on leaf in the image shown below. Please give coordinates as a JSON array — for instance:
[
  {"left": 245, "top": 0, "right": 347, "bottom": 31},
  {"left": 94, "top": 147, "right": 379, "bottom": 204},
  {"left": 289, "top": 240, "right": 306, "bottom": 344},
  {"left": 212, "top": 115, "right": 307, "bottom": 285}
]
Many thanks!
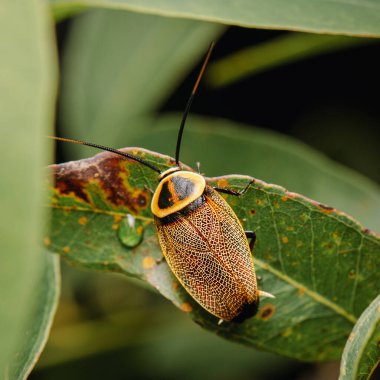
[{"left": 118, "top": 214, "right": 145, "bottom": 248}]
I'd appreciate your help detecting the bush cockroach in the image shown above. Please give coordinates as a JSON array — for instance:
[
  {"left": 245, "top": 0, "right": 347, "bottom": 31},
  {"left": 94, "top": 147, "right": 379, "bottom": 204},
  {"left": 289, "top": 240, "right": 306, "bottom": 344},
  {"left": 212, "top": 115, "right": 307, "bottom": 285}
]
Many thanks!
[{"left": 51, "top": 43, "right": 273, "bottom": 324}]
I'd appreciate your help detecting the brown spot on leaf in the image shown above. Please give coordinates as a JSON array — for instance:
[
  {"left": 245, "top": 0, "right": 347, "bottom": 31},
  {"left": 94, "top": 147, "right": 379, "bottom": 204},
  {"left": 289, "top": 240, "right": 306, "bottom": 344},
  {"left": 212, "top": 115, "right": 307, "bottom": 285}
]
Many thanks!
[
  {"left": 250, "top": 209, "right": 256, "bottom": 215},
  {"left": 259, "top": 304, "right": 275, "bottom": 320},
  {"left": 273, "top": 201, "right": 280, "bottom": 209},
  {"left": 172, "top": 281, "right": 179, "bottom": 290},
  {"left": 255, "top": 198, "right": 262, "bottom": 205},
  {"left": 112, "top": 223, "right": 119, "bottom": 231},
  {"left": 180, "top": 303, "right": 193, "bottom": 313},
  {"left": 318, "top": 203, "right": 334, "bottom": 213},
  {"left": 348, "top": 333, "right": 355, "bottom": 342},
  {"left": 97, "top": 157, "right": 135, "bottom": 210},
  {"left": 298, "top": 288, "right": 305, "bottom": 296},
  {"left": 281, "top": 196, "right": 288, "bottom": 202},
  {"left": 136, "top": 192, "right": 148, "bottom": 208},
  {"left": 78, "top": 216, "right": 87, "bottom": 225},
  {"left": 55, "top": 176, "right": 89, "bottom": 203},
  {"left": 63, "top": 246, "right": 70, "bottom": 253},
  {"left": 348, "top": 270, "right": 356, "bottom": 279}
]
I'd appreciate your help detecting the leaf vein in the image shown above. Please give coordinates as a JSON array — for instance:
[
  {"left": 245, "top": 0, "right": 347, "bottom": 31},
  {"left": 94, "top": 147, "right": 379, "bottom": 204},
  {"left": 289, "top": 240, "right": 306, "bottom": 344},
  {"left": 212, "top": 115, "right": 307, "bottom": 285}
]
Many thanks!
[{"left": 255, "top": 258, "right": 357, "bottom": 324}]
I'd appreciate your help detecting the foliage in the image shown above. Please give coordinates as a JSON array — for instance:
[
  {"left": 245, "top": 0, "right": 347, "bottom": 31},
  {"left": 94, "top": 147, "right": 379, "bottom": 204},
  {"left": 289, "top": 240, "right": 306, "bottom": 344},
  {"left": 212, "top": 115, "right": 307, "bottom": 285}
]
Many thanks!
[{"left": 1, "top": 0, "right": 379, "bottom": 378}]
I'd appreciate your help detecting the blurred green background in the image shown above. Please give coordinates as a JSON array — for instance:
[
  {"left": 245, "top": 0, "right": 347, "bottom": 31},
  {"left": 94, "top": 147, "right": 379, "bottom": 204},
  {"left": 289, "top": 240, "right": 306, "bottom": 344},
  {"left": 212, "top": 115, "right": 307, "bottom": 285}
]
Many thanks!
[{"left": 26, "top": 7, "right": 380, "bottom": 380}]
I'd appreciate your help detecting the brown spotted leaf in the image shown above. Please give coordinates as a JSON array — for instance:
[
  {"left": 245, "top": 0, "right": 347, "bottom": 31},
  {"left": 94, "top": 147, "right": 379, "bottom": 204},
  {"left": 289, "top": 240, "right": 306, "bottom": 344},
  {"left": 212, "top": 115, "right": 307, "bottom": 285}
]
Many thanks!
[{"left": 47, "top": 148, "right": 380, "bottom": 361}]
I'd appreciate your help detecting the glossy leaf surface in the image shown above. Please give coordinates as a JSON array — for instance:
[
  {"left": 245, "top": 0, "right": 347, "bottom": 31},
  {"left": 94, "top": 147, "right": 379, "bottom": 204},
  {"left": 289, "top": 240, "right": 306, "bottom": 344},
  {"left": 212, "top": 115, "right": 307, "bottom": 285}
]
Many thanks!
[
  {"left": 49, "top": 0, "right": 380, "bottom": 37},
  {"left": 339, "top": 294, "right": 380, "bottom": 380},
  {"left": 0, "top": 0, "right": 57, "bottom": 376},
  {"left": 48, "top": 145, "right": 380, "bottom": 361},
  {"left": 60, "top": 9, "right": 223, "bottom": 159},
  {"left": 206, "top": 33, "right": 376, "bottom": 87},
  {"left": 9, "top": 253, "right": 60, "bottom": 380}
]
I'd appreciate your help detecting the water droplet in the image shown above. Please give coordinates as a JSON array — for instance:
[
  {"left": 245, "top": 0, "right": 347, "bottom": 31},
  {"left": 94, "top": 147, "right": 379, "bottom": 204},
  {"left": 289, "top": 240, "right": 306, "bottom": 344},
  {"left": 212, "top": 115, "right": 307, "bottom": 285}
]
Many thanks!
[{"left": 118, "top": 214, "right": 145, "bottom": 248}]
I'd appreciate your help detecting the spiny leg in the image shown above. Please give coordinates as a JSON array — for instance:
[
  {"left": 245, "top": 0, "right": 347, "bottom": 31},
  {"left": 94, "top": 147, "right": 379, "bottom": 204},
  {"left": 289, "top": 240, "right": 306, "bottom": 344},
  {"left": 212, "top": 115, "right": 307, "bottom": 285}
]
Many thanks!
[
  {"left": 245, "top": 230, "right": 275, "bottom": 299},
  {"left": 245, "top": 230, "right": 256, "bottom": 252}
]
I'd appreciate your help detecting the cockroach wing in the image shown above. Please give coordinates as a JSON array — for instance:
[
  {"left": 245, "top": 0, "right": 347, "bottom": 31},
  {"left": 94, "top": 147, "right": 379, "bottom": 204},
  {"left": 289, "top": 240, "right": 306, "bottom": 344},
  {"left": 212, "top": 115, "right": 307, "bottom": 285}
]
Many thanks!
[{"left": 155, "top": 185, "right": 258, "bottom": 321}]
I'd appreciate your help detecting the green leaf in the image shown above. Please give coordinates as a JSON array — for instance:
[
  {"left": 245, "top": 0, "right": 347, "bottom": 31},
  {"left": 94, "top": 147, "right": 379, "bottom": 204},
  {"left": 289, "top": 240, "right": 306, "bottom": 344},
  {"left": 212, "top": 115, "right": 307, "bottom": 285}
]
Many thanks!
[
  {"left": 0, "top": 0, "right": 57, "bottom": 376},
  {"left": 60, "top": 9, "right": 223, "bottom": 159},
  {"left": 206, "top": 33, "right": 377, "bottom": 87},
  {"left": 125, "top": 115, "right": 380, "bottom": 233},
  {"left": 339, "top": 295, "right": 380, "bottom": 380},
  {"left": 49, "top": 0, "right": 380, "bottom": 37},
  {"left": 9, "top": 253, "right": 60, "bottom": 379},
  {"left": 48, "top": 123, "right": 380, "bottom": 361},
  {"left": 51, "top": 4, "right": 86, "bottom": 21}
]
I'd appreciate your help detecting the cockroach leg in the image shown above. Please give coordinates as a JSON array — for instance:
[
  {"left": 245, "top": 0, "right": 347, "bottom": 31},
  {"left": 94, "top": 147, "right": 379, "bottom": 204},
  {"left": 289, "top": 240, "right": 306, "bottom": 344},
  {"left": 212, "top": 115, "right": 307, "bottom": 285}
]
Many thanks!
[
  {"left": 214, "top": 179, "right": 254, "bottom": 197},
  {"left": 245, "top": 231, "right": 256, "bottom": 252}
]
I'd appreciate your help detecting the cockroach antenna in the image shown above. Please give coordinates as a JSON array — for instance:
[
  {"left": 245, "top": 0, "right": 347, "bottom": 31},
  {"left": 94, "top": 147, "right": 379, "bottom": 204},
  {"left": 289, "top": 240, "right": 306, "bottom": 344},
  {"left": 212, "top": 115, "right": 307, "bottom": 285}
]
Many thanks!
[
  {"left": 175, "top": 42, "right": 215, "bottom": 166},
  {"left": 49, "top": 136, "right": 161, "bottom": 174}
]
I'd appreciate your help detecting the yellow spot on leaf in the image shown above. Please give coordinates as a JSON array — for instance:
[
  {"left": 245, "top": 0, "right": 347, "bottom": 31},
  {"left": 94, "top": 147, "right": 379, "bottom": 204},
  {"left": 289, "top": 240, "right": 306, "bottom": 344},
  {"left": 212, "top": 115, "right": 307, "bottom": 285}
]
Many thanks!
[
  {"left": 286, "top": 226, "right": 294, "bottom": 231},
  {"left": 114, "top": 215, "right": 121, "bottom": 223},
  {"left": 43, "top": 237, "right": 51, "bottom": 247},
  {"left": 281, "top": 196, "right": 288, "bottom": 202},
  {"left": 282, "top": 328, "right": 292, "bottom": 337},
  {"left": 180, "top": 303, "right": 193, "bottom": 313},
  {"left": 273, "top": 201, "right": 280, "bottom": 209},
  {"left": 78, "top": 216, "right": 87, "bottom": 225},
  {"left": 217, "top": 179, "right": 229, "bottom": 188},
  {"left": 63, "top": 246, "right": 70, "bottom": 253},
  {"left": 142, "top": 257, "right": 156, "bottom": 269},
  {"left": 282, "top": 236, "right": 289, "bottom": 244},
  {"left": 298, "top": 288, "right": 305, "bottom": 296},
  {"left": 255, "top": 199, "right": 262, "bottom": 205},
  {"left": 112, "top": 223, "right": 119, "bottom": 231}
]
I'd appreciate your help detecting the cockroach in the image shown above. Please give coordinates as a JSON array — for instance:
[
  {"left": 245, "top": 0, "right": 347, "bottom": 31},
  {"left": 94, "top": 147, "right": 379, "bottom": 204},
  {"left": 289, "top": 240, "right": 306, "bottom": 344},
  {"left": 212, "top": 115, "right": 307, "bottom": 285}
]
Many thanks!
[{"left": 51, "top": 42, "right": 273, "bottom": 324}]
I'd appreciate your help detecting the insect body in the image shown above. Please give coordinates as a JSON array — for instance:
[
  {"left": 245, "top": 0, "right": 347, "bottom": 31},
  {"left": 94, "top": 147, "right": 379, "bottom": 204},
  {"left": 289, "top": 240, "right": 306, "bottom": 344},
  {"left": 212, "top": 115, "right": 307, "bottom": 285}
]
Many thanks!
[
  {"left": 152, "top": 169, "right": 259, "bottom": 322},
  {"left": 52, "top": 43, "right": 272, "bottom": 323}
]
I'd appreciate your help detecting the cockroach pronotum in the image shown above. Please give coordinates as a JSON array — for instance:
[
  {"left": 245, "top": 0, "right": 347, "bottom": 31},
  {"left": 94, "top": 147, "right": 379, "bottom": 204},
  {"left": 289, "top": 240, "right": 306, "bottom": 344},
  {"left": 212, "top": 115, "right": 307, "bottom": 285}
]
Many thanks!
[{"left": 51, "top": 42, "right": 274, "bottom": 324}]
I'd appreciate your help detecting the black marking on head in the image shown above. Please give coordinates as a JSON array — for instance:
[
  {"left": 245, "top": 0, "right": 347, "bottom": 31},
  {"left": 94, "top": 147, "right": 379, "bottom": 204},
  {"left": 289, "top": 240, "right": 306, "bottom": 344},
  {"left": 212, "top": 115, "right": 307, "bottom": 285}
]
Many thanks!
[
  {"left": 158, "top": 181, "right": 174, "bottom": 209},
  {"left": 231, "top": 299, "right": 260, "bottom": 324},
  {"left": 172, "top": 176, "right": 195, "bottom": 200},
  {"left": 158, "top": 195, "right": 206, "bottom": 225}
]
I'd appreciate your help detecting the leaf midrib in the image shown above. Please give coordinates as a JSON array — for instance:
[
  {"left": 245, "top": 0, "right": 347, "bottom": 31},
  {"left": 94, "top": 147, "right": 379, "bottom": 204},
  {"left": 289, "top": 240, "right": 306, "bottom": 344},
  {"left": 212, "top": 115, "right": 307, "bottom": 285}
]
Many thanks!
[{"left": 255, "top": 258, "right": 357, "bottom": 324}]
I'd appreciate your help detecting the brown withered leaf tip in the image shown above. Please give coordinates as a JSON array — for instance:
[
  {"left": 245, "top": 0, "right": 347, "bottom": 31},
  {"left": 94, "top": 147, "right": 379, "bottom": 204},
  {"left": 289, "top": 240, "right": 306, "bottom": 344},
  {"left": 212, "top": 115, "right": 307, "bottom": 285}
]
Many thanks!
[{"left": 51, "top": 152, "right": 150, "bottom": 214}]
